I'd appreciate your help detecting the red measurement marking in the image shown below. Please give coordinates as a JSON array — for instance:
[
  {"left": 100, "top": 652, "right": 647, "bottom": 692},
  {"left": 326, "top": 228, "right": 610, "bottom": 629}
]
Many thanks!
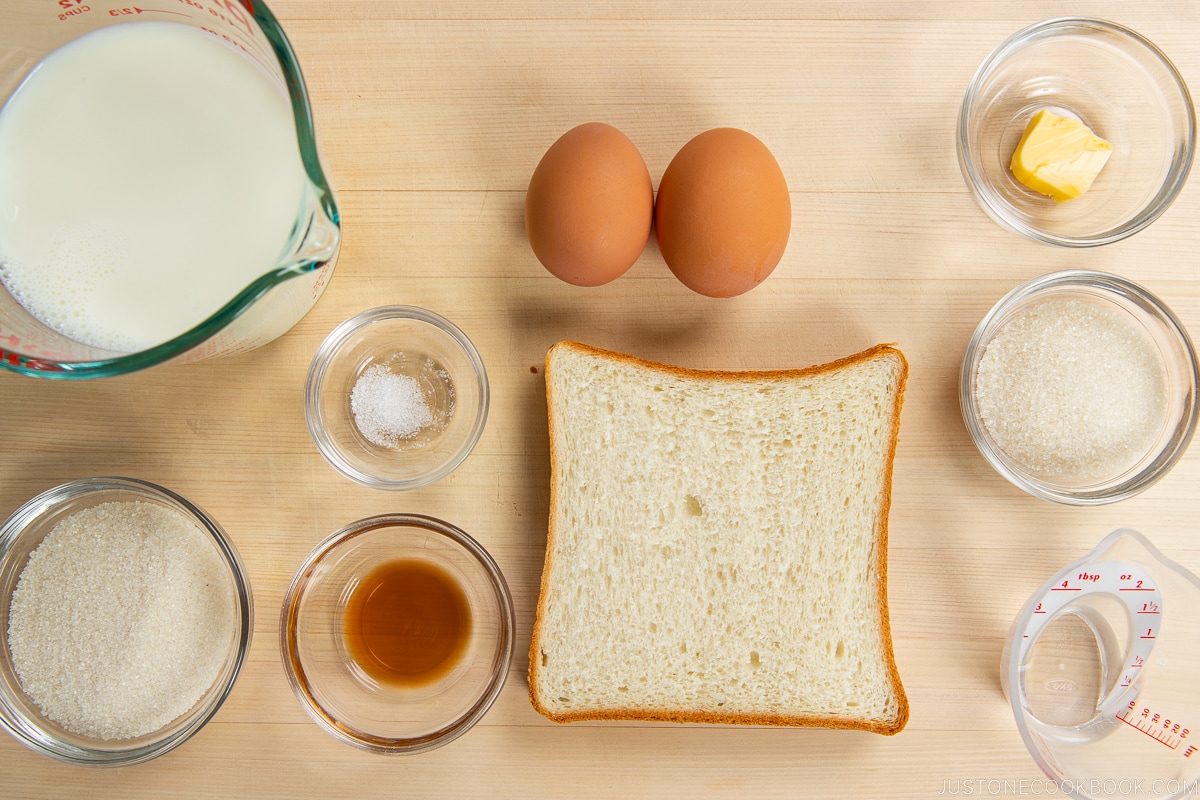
[
  {"left": 1138, "top": 610, "right": 1161, "bottom": 614},
  {"left": 1140, "top": 634, "right": 1157, "bottom": 639},
  {"left": 1051, "top": 587, "right": 1082, "bottom": 591},
  {"left": 1119, "top": 588, "right": 1157, "bottom": 591},
  {"left": 1117, "top": 708, "right": 1184, "bottom": 751}
]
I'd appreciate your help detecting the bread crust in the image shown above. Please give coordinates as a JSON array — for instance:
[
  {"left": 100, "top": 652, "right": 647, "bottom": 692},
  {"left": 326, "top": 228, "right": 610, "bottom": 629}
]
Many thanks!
[{"left": 528, "top": 341, "right": 910, "bottom": 734}]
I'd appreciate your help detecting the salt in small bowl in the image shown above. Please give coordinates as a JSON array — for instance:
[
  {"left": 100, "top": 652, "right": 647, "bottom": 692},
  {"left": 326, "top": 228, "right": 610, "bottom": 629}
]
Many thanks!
[{"left": 305, "top": 306, "right": 490, "bottom": 491}]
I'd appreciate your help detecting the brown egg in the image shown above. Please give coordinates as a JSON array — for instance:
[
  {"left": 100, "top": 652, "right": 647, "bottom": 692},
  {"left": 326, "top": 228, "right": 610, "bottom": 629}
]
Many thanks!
[
  {"left": 654, "top": 128, "right": 791, "bottom": 298},
  {"left": 525, "top": 123, "right": 654, "bottom": 287}
]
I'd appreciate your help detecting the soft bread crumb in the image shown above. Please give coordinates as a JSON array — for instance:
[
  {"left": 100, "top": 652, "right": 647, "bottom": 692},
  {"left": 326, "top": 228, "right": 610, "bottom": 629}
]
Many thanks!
[{"left": 528, "top": 342, "right": 909, "bottom": 734}]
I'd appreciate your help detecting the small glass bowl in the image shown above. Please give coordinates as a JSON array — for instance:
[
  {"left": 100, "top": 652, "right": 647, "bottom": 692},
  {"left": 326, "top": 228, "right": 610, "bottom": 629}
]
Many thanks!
[
  {"left": 280, "top": 514, "right": 514, "bottom": 754},
  {"left": 957, "top": 18, "right": 1195, "bottom": 247},
  {"left": 305, "top": 306, "right": 490, "bottom": 490},
  {"left": 960, "top": 271, "right": 1199, "bottom": 504},
  {"left": 0, "top": 477, "right": 253, "bottom": 766}
]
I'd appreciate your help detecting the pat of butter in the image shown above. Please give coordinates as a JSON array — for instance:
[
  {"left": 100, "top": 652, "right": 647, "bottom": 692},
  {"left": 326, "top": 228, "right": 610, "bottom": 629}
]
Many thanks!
[{"left": 1009, "top": 110, "right": 1113, "bottom": 202}]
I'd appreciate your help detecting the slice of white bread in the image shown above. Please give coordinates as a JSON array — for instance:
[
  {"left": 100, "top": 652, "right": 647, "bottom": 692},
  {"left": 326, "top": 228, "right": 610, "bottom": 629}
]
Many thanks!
[{"left": 528, "top": 341, "right": 909, "bottom": 734}]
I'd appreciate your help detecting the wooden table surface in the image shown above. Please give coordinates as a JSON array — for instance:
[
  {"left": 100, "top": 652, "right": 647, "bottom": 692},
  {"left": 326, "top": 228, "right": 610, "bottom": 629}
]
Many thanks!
[{"left": 4, "top": 1, "right": 1200, "bottom": 797}]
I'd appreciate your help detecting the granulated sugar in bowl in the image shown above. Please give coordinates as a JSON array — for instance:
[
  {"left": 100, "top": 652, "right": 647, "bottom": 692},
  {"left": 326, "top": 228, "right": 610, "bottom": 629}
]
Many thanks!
[
  {"left": 0, "top": 477, "right": 253, "bottom": 766},
  {"left": 960, "top": 271, "right": 1199, "bottom": 504},
  {"left": 975, "top": 298, "right": 1166, "bottom": 478}
]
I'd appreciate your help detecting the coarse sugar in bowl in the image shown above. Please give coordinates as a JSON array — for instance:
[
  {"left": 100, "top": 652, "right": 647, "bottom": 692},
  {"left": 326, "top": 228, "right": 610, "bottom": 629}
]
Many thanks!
[
  {"left": 0, "top": 477, "right": 253, "bottom": 766},
  {"left": 960, "top": 270, "right": 1198, "bottom": 504}
]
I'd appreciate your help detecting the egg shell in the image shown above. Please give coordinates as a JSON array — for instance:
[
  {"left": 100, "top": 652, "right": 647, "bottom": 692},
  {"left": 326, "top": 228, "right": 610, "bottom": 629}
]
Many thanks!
[
  {"left": 654, "top": 128, "right": 791, "bottom": 298},
  {"left": 525, "top": 123, "right": 654, "bottom": 287}
]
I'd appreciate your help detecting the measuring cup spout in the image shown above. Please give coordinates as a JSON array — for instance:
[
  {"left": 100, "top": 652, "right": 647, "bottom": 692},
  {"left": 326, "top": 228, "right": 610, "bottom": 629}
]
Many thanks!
[
  {"left": 296, "top": 206, "right": 340, "bottom": 270},
  {"left": 282, "top": 184, "right": 341, "bottom": 274}
]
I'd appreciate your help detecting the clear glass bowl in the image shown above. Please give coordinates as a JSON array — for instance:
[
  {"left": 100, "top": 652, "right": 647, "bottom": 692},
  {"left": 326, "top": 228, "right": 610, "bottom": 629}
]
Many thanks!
[
  {"left": 0, "top": 477, "right": 253, "bottom": 765},
  {"left": 957, "top": 18, "right": 1195, "bottom": 247},
  {"left": 279, "top": 514, "right": 514, "bottom": 754},
  {"left": 305, "top": 306, "right": 490, "bottom": 490},
  {"left": 960, "top": 271, "right": 1199, "bottom": 504}
]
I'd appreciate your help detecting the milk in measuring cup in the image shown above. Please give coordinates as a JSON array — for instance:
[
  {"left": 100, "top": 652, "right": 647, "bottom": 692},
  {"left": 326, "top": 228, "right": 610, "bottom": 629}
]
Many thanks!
[{"left": 0, "top": 21, "right": 308, "bottom": 353}]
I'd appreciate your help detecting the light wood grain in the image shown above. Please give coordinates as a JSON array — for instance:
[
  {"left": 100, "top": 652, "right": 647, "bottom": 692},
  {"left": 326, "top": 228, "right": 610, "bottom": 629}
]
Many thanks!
[{"left": 4, "top": 2, "right": 1200, "bottom": 797}]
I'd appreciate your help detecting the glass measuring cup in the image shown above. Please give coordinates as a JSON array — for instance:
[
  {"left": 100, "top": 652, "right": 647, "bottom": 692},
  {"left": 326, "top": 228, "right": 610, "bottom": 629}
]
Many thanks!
[
  {"left": 1002, "top": 529, "right": 1200, "bottom": 799},
  {"left": 0, "top": 0, "right": 340, "bottom": 378}
]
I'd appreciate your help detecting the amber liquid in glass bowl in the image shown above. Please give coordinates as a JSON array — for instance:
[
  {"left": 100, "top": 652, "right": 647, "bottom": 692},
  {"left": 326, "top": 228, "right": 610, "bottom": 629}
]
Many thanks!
[{"left": 342, "top": 560, "right": 471, "bottom": 687}]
